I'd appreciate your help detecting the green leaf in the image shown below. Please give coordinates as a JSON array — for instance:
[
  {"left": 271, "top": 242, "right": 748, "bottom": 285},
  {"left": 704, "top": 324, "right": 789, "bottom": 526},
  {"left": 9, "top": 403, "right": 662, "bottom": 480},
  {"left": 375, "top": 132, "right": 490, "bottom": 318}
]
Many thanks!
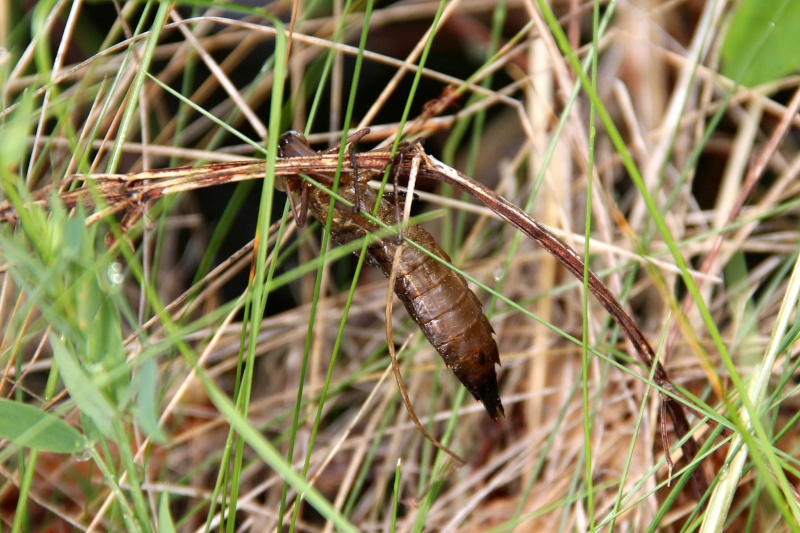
[
  {"left": 87, "top": 295, "right": 131, "bottom": 402},
  {"left": 158, "top": 491, "right": 176, "bottom": 533},
  {"left": 132, "top": 357, "right": 167, "bottom": 443},
  {"left": 721, "top": 0, "right": 800, "bottom": 86},
  {"left": 0, "top": 399, "right": 87, "bottom": 454},
  {"left": 0, "top": 91, "right": 34, "bottom": 168},
  {"left": 51, "top": 335, "right": 116, "bottom": 437}
]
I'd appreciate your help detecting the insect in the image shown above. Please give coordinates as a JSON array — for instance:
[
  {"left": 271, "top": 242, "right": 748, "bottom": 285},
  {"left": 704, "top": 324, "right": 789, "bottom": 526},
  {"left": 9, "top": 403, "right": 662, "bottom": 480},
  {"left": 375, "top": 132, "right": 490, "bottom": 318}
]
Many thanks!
[{"left": 277, "top": 131, "right": 504, "bottom": 420}]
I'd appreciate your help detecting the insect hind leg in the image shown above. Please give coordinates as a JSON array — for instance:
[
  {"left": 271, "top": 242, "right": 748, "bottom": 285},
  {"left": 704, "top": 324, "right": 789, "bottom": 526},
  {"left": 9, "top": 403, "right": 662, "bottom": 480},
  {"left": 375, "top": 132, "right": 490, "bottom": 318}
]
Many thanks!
[
  {"left": 285, "top": 183, "right": 309, "bottom": 228},
  {"left": 322, "top": 129, "right": 371, "bottom": 216},
  {"left": 320, "top": 128, "right": 371, "bottom": 154}
]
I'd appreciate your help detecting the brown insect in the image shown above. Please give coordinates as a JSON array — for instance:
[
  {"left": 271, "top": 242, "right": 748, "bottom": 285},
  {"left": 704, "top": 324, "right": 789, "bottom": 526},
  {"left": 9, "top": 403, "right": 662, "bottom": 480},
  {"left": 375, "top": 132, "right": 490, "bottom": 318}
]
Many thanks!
[{"left": 277, "top": 131, "right": 504, "bottom": 420}]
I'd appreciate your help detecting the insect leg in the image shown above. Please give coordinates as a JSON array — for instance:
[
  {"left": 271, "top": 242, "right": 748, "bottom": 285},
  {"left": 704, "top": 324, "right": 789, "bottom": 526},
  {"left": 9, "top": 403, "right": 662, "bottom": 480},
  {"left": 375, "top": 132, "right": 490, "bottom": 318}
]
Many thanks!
[
  {"left": 298, "top": 185, "right": 309, "bottom": 227},
  {"left": 349, "top": 141, "right": 361, "bottom": 215},
  {"left": 104, "top": 201, "right": 144, "bottom": 249},
  {"left": 321, "top": 129, "right": 370, "bottom": 216},
  {"left": 321, "top": 128, "right": 371, "bottom": 154},
  {"left": 285, "top": 182, "right": 309, "bottom": 228}
]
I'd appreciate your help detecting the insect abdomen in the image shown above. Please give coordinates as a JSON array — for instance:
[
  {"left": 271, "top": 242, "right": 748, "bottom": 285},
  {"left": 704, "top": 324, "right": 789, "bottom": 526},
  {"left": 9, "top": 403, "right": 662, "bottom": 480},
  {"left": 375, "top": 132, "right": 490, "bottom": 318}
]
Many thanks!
[{"left": 372, "top": 227, "right": 504, "bottom": 420}]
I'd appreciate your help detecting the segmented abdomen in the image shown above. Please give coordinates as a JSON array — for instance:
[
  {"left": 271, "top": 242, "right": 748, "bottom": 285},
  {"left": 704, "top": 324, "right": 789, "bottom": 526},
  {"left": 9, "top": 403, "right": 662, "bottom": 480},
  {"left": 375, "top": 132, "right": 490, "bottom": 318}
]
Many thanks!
[
  {"left": 376, "top": 229, "right": 503, "bottom": 419},
  {"left": 309, "top": 183, "right": 503, "bottom": 419}
]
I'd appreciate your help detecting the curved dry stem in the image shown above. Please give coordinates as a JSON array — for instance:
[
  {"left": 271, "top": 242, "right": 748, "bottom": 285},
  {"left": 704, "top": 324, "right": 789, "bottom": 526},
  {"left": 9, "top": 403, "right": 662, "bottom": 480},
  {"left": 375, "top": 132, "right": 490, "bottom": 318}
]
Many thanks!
[{"left": 385, "top": 242, "right": 466, "bottom": 466}]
